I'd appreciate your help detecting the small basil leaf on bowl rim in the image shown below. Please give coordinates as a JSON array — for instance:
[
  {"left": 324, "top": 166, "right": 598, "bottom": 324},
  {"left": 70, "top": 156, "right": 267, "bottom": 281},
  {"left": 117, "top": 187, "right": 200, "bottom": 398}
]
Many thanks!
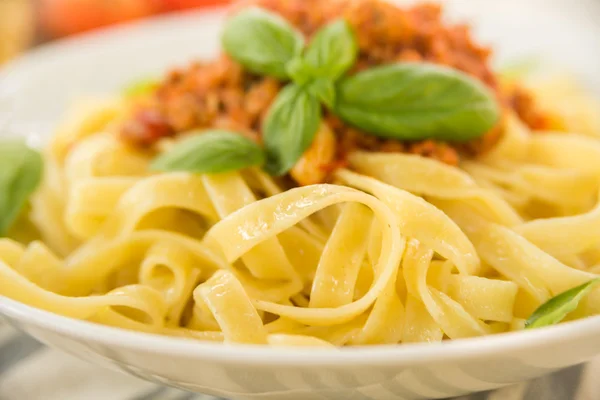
[
  {"left": 525, "top": 278, "right": 600, "bottom": 330},
  {"left": 498, "top": 56, "right": 541, "bottom": 82},
  {"left": 303, "top": 19, "right": 358, "bottom": 81},
  {"left": 263, "top": 84, "right": 322, "bottom": 176},
  {"left": 222, "top": 7, "right": 304, "bottom": 80},
  {"left": 334, "top": 62, "right": 500, "bottom": 142},
  {"left": 124, "top": 78, "right": 159, "bottom": 99},
  {"left": 151, "top": 130, "right": 265, "bottom": 174},
  {"left": 0, "top": 140, "right": 43, "bottom": 236}
]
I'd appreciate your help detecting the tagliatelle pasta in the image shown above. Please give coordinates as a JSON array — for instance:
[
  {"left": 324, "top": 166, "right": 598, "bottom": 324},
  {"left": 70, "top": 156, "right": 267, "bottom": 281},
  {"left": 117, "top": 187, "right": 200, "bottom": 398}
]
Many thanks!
[
  {"left": 1, "top": 0, "right": 600, "bottom": 347},
  {"left": 0, "top": 100, "right": 598, "bottom": 346}
]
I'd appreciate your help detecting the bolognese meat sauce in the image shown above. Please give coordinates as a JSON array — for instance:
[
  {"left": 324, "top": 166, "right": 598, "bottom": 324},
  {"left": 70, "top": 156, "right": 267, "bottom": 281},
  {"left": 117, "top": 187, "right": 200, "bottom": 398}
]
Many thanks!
[{"left": 120, "top": 0, "right": 551, "bottom": 184}]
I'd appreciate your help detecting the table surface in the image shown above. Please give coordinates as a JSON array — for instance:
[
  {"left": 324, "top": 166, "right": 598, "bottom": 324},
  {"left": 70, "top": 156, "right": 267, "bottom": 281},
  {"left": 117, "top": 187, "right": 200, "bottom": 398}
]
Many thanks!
[{"left": 0, "top": 322, "right": 597, "bottom": 400}]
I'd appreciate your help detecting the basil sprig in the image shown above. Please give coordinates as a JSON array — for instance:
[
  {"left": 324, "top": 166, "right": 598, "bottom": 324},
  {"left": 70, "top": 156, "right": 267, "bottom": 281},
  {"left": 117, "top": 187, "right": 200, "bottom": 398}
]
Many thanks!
[
  {"left": 223, "top": 8, "right": 357, "bottom": 175},
  {"left": 0, "top": 140, "right": 43, "bottom": 236},
  {"left": 151, "top": 131, "right": 265, "bottom": 174},
  {"left": 334, "top": 63, "right": 500, "bottom": 141},
  {"left": 525, "top": 278, "right": 600, "bottom": 329}
]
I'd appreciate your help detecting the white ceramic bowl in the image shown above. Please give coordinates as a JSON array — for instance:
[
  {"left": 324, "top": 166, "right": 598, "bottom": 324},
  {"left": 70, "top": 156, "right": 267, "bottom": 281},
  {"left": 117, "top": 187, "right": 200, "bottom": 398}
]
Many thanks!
[{"left": 1, "top": 3, "right": 600, "bottom": 399}]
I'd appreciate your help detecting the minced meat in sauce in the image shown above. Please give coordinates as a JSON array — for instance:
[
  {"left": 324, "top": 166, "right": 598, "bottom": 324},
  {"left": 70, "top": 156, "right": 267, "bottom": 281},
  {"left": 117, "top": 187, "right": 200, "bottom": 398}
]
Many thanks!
[{"left": 120, "top": 0, "right": 552, "bottom": 184}]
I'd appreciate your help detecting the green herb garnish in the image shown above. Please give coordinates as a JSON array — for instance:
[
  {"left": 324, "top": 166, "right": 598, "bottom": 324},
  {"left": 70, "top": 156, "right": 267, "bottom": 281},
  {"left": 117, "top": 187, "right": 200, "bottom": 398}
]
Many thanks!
[
  {"left": 302, "top": 19, "right": 357, "bottom": 81},
  {"left": 525, "top": 278, "right": 600, "bottom": 329},
  {"left": 151, "top": 131, "right": 265, "bottom": 174},
  {"left": 263, "top": 85, "right": 322, "bottom": 176},
  {"left": 499, "top": 56, "right": 541, "bottom": 81},
  {"left": 334, "top": 63, "right": 500, "bottom": 141},
  {"left": 0, "top": 140, "right": 43, "bottom": 236},
  {"left": 124, "top": 78, "right": 159, "bottom": 99},
  {"left": 222, "top": 9, "right": 357, "bottom": 175},
  {"left": 222, "top": 7, "right": 304, "bottom": 80}
]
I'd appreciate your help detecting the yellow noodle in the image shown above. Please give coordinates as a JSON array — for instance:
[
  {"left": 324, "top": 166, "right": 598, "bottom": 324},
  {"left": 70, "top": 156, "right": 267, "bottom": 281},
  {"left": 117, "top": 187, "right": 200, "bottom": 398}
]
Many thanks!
[{"left": 1, "top": 89, "right": 599, "bottom": 347}]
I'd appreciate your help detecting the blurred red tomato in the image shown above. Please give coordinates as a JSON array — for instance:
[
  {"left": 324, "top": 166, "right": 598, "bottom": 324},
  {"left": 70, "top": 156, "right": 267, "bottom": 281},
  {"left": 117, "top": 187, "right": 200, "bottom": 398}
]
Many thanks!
[
  {"left": 160, "top": 0, "right": 231, "bottom": 10},
  {"left": 39, "top": 0, "right": 231, "bottom": 38},
  {"left": 40, "top": 0, "right": 159, "bottom": 37}
]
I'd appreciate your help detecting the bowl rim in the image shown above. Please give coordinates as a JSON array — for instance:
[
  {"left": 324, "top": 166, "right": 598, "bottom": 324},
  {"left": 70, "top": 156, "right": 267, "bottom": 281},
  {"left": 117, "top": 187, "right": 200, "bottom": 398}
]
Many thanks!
[
  {"left": 2, "top": 295, "right": 599, "bottom": 367},
  {"left": 1, "top": 4, "right": 600, "bottom": 368}
]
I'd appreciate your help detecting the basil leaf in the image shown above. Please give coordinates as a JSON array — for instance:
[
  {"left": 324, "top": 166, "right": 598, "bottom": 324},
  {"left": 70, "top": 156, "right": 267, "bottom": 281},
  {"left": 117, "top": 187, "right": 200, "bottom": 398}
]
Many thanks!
[
  {"left": 151, "top": 130, "right": 265, "bottom": 174},
  {"left": 0, "top": 141, "right": 43, "bottom": 236},
  {"left": 525, "top": 278, "right": 600, "bottom": 329},
  {"left": 222, "top": 7, "right": 304, "bottom": 80},
  {"left": 304, "top": 19, "right": 357, "bottom": 81},
  {"left": 334, "top": 62, "right": 500, "bottom": 141},
  {"left": 263, "top": 84, "right": 322, "bottom": 176}
]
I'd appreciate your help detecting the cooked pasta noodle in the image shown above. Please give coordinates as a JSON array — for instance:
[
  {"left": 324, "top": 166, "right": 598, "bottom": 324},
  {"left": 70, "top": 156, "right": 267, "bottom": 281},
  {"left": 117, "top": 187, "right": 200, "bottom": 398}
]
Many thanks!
[
  {"left": 1, "top": 1, "right": 600, "bottom": 347},
  {"left": 0, "top": 96, "right": 598, "bottom": 346}
]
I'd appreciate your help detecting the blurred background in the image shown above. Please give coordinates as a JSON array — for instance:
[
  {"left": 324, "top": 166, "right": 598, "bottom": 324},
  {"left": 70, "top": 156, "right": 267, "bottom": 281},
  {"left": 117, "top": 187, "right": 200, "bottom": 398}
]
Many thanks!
[
  {"left": 0, "top": 0, "right": 232, "bottom": 64},
  {"left": 1, "top": 0, "right": 599, "bottom": 91}
]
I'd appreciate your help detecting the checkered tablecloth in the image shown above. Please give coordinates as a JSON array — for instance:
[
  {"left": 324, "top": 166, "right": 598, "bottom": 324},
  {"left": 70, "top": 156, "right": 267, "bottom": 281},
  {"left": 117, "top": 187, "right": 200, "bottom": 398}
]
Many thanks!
[{"left": 0, "top": 322, "right": 597, "bottom": 400}]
